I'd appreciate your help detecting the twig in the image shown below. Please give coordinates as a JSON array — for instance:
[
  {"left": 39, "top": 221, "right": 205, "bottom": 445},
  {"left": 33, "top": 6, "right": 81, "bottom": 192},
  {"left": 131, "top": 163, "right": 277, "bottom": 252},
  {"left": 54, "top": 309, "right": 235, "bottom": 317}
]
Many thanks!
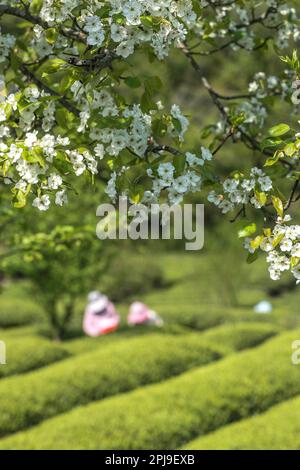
[
  {"left": 212, "top": 128, "right": 234, "bottom": 156},
  {"left": 0, "top": 4, "right": 86, "bottom": 43},
  {"left": 20, "top": 63, "right": 79, "bottom": 116},
  {"left": 284, "top": 179, "right": 300, "bottom": 211}
]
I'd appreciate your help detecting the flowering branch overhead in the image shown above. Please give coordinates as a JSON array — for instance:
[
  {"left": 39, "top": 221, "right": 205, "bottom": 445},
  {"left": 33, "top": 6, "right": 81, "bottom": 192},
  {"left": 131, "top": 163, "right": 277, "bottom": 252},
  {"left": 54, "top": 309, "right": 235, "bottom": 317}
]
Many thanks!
[{"left": 0, "top": 0, "right": 300, "bottom": 281}]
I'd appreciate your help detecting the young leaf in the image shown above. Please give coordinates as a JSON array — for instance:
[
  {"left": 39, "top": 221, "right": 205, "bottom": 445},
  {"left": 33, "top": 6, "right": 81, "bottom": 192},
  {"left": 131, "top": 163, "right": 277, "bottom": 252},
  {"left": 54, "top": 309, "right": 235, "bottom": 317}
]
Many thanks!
[
  {"left": 124, "top": 77, "right": 141, "bottom": 88},
  {"left": 269, "top": 123, "right": 290, "bottom": 137},
  {"left": 271, "top": 196, "right": 284, "bottom": 218},
  {"left": 238, "top": 222, "right": 257, "bottom": 238}
]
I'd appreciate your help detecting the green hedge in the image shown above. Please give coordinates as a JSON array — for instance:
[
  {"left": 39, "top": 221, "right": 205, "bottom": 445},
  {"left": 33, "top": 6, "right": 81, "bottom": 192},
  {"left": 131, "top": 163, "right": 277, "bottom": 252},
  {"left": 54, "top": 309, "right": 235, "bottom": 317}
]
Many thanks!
[
  {"left": 182, "top": 395, "right": 300, "bottom": 450},
  {"left": 63, "top": 325, "right": 185, "bottom": 356},
  {"left": 0, "top": 298, "right": 43, "bottom": 328},
  {"left": 0, "top": 337, "right": 70, "bottom": 379},
  {"left": 199, "top": 322, "right": 279, "bottom": 352},
  {"left": 0, "top": 328, "right": 298, "bottom": 449},
  {"left": 152, "top": 304, "right": 274, "bottom": 331},
  {"left": 0, "top": 326, "right": 38, "bottom": 339},
  {"left": 0, "top": 323, "right": 277, "bottom": 438},
  {"left": 64, "top": 321, "right": 275, "bottom": 356}
]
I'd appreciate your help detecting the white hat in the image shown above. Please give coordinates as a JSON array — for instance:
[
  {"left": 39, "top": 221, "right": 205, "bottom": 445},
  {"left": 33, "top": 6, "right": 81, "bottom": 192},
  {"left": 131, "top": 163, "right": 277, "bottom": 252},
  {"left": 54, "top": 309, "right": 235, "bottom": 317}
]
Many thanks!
[
  {"left": 91, "top": 296, "right": 109, "bottom": 313},
  {"left": 88, "top": 291, "right": 102, "bottom": 303}
]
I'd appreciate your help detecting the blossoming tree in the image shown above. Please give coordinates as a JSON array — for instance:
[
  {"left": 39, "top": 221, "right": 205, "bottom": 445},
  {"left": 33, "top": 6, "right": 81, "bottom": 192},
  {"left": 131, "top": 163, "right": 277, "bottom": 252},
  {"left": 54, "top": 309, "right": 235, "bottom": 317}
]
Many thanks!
[{"left": 0, "top": 0, "right": 300, "bottom": 282}]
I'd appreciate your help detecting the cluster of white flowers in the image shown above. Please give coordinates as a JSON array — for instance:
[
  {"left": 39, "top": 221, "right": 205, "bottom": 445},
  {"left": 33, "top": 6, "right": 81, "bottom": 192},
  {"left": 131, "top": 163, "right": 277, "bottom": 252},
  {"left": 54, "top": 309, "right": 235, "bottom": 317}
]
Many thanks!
[
  {"left": 0, "top": 70, "right": 196, "bottom": 210},
  {"left": 104, "top": 146, "right": 212, "bottom": 205},
  {"left": 211, "top": 70, "right": 300, "bottom": 144},
  {"left": 248, "top": 72, "right": 282, "bottom": 96},
  {"left": 199, "top": 0, "right": 300, "bottom": 52},
  {"left": 104, "top": 0, "right": 195, "bottom": 59},
  {"left": 0, "top": 31, "right": 201, "bottom": 210},
  {"left": 83, "top": 15, "right": 105, "bottom": 47},
  {"left": 143, "top": 146, "right": 212, "bottom": 205},
  {"left": 208, "top": 72, "right": 292, "bottom": 147},
  {"left": 69, "top": 80, "right": 190, "bottom": 159},
  {"left": 208, "top": 167, "right": 273, "bottom": 214},
  {"left": 247, "top": 71, "right": 300, "bottom": 115},
  {"left": 1, "top": 1, "right": 299, "bottom": 70},
  {"left": 67, "top": 149, "right": 98, "bottom": 176},
  {"left": 0, "top": 28, "right": 15, "bottom": 63},
  {"left": 0, "top": 104, "right": 97, "bottom": 210},
  {"left": 237, "top": 99, "right": 268, "bottom": 129},
  {"left": 97, "top": 102, "right": 197, "bottom": 202},
  {"left": 244, "top": 216, "right": 300, "bottom": 281},
  {"left": 40, "top": 0, "right": 81, "bottom": 23},
  {"left": 42, "top": 101, "right": 56, "bottom": 132},
  {"left": 292, "top": 79, "right": 300, "bottom": 104},
  {"left": 88, "top": 102, "right": 187, "bottom": 159},
  {"left": 37, "top": 0, "right": 197, "bottom": 60}
]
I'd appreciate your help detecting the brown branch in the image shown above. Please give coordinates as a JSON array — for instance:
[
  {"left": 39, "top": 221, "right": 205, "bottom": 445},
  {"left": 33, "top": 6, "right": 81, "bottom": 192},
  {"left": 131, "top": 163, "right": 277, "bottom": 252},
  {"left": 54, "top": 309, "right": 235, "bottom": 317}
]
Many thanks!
[
  {"left": 284, "top": 179, "right": 300, "bottom": 211},
  {"left": 212, "top": 128, "right": 234, "bottom": 156},
  {"left": 181, "top": 44, "right": 290, "bottom": 165},
  {"left": 230, "top": 205, "right": 245, "bottom": 223},
  {"left": 20, "top": 63, "right": 79, "bottom": 116},
  {"left": 151, "top": 145, "right": 182, "bottom": 157},
  {"left": 0, "top": 4, "right": 86, "bottom": 43}
]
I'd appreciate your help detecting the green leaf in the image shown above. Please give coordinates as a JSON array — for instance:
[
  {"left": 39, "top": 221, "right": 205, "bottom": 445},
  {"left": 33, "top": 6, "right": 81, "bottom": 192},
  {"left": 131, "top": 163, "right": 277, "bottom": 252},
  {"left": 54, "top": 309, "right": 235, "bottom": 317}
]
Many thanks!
[
  {"left": 56, "top": 108, "right": 74, "bottom": 129},
  {"left": 254, "top": 190, "right": 267, "bottom": 206},
  {"left": 291, "top": 257, "right": 300, "bottom": 268},
  {"left": 23, "top": 148, "right": 45, "bottom": 167},
  {"left": 144, "top": 76, "right": 162, "bottom": 94},
  {"left": 29, "top": 0, "right": 42, "bottom": 15},
  {"left": 41, "top": 59, "right": 67, "bottom": 76},
  {"left": 250, "top": 235, "right": 264, "bottom": 250},
  {"left": 261, "top": 137, "right": 282, "bottom": 151},
  {"left": 13, "top": 191, "right": 26, "bottom": 209},
  {"left": 45, "top": 28, "right": 58, "bottom": 45},
  {"left": 264, "top": 150, "right": 281, "bottom": 167},
  {"left": 263, "top": 228, "right": 272, "bottom": 238},
  {"left": 2, "top": 160, "right": 10, "bottom": 177},
  {"left": 151, "top": 119, "right": 167, "bottom": 139},
  {"left": 238, "top": 222, "right": 257, "bottom": 239},
  {"left": 284, "top": 142, "right": 297, "bottom": 157},
  {"left": 271, "top": 196, "right": 284, "bottom": 218},
  {"left": 124, "top": 77, "right": 141, "bottom": 88},
  {"left": 247, "top": 251, "right": 259, "bottom": 264},
  {"left": 59, "top": 71, "right": 77, "bottom": 94},
  {"left": 173, "top": 154, "right": 186, "bottom": 176},
  {"left": 269, "top": 123, "right": 290, "bottom": 137},
  {"left": 272, "top": 233, "right": 285, "bottom": 248},
  {"left": 141, "top": 91, "right": 156, "bottom": 113},
  {"left": 140, "top": 16, "right": 153, "bottom": 28}
]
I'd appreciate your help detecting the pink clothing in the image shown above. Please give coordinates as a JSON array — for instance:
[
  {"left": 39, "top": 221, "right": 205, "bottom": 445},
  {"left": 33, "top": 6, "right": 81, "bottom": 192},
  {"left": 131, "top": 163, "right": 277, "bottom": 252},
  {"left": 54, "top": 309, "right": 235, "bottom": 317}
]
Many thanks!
[
  {"left": 83, "top": 297, "right": 120, "bottom": 337},
  {"left": 127, "top": 302, "right": 161, "bottom": 326}
]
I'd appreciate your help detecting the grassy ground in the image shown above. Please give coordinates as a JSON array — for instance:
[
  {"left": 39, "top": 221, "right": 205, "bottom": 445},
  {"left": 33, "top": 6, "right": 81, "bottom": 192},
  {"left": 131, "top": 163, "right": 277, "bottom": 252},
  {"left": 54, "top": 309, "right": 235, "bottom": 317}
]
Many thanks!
[{"left": 0, "top": 251, "right": 299, "bottom": 449}]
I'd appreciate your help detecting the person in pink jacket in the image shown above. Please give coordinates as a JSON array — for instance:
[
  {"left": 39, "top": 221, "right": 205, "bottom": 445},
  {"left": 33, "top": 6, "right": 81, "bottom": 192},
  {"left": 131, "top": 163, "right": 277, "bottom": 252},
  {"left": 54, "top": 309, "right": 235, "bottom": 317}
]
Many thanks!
[
  {"left": 127, "top": 301, "right": 163, "bottom": 327},
  {"left": 83, "top": 291, "right": 120, "bottom": 337}
]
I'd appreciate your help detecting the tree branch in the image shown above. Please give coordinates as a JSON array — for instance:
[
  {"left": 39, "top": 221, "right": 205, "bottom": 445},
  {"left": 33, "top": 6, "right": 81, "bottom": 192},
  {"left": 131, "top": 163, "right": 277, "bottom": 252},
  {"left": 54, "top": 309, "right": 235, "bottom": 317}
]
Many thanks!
[
  {"left": 151, "top": 145, "right": 182, "bottom": 157},
  {"left": 20, "top": 63, "right": 79, "bottom": 116},
  {"left": 180, "top": 44, "right": 290, "bottom": 165},
  {"left": 284, "top": 179, "right": 300, "bottom": 211},
  {"left": 0, "top": 4, "right": 86, "bottom": 43}
]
